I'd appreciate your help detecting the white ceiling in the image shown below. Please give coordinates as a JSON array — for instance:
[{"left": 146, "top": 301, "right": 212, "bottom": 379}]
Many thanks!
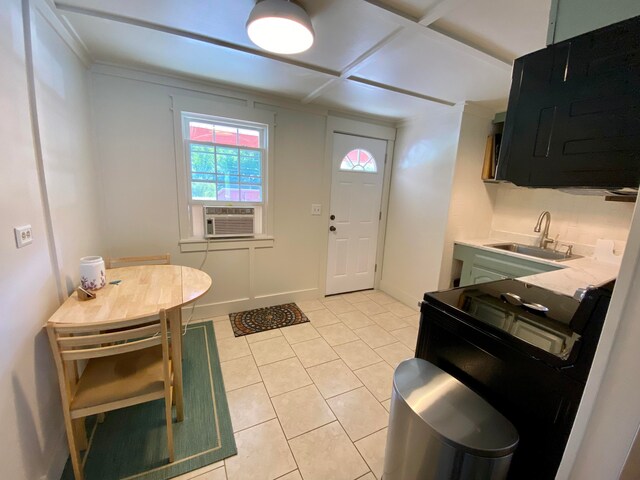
[{"left": 54, "top": 0, "right": 552, "bottom": 121}]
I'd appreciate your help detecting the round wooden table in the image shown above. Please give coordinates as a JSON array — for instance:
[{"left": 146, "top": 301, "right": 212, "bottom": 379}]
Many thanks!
[{"left": 47, "top": 265, "right": 212, "bottom": 423}]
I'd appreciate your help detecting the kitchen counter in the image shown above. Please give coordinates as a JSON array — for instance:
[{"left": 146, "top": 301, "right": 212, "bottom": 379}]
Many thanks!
[{"left": 455, "top": 238, "right": 621, "bottom": 297}]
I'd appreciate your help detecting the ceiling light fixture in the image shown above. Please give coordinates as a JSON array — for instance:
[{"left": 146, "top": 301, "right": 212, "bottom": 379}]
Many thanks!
[{"left": 246, "top": 0, "right": 315, "bottom": 55}]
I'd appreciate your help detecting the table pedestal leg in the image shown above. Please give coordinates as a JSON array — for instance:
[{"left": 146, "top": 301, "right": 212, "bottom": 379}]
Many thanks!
[{"left": 169, "top": 308, "right": 185, "bottom": 422}]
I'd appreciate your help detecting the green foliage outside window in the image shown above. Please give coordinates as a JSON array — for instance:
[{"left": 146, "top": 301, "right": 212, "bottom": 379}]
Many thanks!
[{"left": 190, "top": 143, "right": 262, "bottom": 201}]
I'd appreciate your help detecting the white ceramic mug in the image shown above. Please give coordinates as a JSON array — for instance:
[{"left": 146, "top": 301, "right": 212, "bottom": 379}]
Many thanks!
[{"left": 80, "top": 256, "right": 106, "bottom": 290}]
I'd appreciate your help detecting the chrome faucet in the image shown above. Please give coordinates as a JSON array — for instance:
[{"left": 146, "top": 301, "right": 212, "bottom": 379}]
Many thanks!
[{"left": 534, "top": 211, "right": 554, "bottom": 249}]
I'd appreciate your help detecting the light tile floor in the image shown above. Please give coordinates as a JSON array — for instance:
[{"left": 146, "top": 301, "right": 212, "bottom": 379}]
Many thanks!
[{"left": 175, "top": 290, "right": 419, "bottom": 480}]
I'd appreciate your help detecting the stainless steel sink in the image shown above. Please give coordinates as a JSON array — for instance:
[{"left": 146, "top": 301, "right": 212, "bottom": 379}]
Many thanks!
[{"left": 486, "top": 243, "right": 582, "bottom": 262}]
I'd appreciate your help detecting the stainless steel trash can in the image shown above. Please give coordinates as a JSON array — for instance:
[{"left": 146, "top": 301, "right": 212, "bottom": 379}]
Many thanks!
[{"left": 383, "top": 359, "right": 519, "bottom": 480}]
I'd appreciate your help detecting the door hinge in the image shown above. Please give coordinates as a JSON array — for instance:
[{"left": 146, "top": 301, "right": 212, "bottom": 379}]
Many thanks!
[
  {"left": 375, "top": 264, "right": 377, "bottom": 272},
  {"left": 379, "top": 211, "right": 382, "bottom": 220}
]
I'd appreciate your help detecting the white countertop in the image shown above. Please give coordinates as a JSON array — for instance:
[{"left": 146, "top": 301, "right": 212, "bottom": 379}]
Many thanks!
[{"left": 455, "top": 238, "right": 621, "bottom": 297}]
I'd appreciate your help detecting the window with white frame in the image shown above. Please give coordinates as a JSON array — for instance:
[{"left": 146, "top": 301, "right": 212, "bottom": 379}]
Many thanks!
[
  {"left": 181, "top": 112, "right": 269, "bottom": 237},
  {"left": 184, "top": 115, "right": 266, "bottom": 203}
]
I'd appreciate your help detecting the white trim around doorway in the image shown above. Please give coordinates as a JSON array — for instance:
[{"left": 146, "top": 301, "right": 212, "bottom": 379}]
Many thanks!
[{"left": 319, "top": 116, "right": 396, "bottom": 297}]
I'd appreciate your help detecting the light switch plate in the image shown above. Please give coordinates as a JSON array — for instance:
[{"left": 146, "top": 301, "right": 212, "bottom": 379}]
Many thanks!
[
  {"left": 14, "top": 225, "right": 33, "bottom": 248},
  {"left": 311, "top": 204, "right": 322, "bottom": 216}
]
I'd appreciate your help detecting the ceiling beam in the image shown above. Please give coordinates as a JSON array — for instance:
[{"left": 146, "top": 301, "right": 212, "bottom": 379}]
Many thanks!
[
  {"left": 302, "top": 27, "right": 405, "bottom": 104},
  {"left": 361, "top": 0, "right": 512, "bottom": 71},
  {"left": 55, "top": 2, "right": 457, "bottom": 108},
  {"left": 348, "top": 76, "right": 455, "bottom": 106},
  {"left": 55, "top": 3, "right": 340, "bottom": 77},
  {"left": 302, "top": 0, "right": 482, "bottom": 107},
  {"left": 357, "top": 0, "right": 417, "bottom": 21},
  {"left": 417, "top": 0, "right": 467, "bottom": 26}
]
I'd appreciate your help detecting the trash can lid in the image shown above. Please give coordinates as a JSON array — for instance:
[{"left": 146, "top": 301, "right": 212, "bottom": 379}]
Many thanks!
[{"left": 393, "top": 359, "right": 519, "bottom": 457}]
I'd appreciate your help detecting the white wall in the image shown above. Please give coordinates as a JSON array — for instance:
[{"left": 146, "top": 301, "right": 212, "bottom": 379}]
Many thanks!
[
  {"left": 548, "top": 0, "right": 640, "bottom": 43},
  {"left": 379, "top": 105, "right": 462, "bottom": 305},
  {"left": 32, "top": 5, "right": 105, "bottom": 295},
  {"left": 438, "top": 104, "right": 497, "bottom": 289},
  {"left": 89, "top": 66, "right": 395, "bottom": 317},
  {"left": 492, "top": 184, "right": 634, "bottom": 255},
  {"left": 0, "top": 1, "right": 104, "bottom": 478}
]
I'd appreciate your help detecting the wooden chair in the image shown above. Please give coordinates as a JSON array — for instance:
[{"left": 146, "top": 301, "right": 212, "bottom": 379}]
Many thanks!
[
  {"left": 105, "top": 253, "right": 171, "bottom": 269},
  {"left": 104, "top": 253, "right": 183, "bottom": 412},
  {"left": 47, "top": 311, "right": 175, "bottom": 480}
]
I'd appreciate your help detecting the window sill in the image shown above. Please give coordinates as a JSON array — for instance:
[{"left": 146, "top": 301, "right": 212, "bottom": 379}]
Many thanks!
[{"left": 179, "top": 236, "right": 275, "bottom": 252}]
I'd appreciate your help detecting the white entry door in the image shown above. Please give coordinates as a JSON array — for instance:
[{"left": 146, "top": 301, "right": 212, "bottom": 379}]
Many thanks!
[{"left": 326, "top": 133, "right": 387, "bottom": 295}]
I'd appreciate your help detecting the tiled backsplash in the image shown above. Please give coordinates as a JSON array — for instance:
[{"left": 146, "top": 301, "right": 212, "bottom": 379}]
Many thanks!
[{"left": 491, "top": 184, "right": 635, "bottom": 255}]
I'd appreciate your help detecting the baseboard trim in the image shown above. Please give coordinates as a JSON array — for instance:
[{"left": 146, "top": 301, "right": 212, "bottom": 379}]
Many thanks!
[
  {"left": 183, "top": 288, "right": 321, "bottom": 318},
  {"left": 379, "top": 281, "right": 420, "bottom": 310}
]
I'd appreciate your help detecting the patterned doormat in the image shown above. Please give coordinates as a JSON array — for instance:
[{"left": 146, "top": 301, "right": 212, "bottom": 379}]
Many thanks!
[{"left": 229, "top": 303, "right": 309, "bottom": 337}]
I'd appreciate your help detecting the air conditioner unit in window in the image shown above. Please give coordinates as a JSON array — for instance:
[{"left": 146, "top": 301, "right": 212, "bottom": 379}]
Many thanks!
[{"left": 203, "top": 206, "right": 255, "bottom": 238}]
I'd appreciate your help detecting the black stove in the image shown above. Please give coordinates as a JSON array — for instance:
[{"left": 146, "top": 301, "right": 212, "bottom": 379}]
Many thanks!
[
  {"left": 416, "top": 278, "right": 613, "bottom": 479},
  {"left": 428, "top": 279, "right": 582, "bottom": 363}
]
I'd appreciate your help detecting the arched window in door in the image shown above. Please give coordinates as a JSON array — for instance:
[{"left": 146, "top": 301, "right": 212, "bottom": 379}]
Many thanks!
[{"left": 339, "top": 149, "right": 378, "bottom": 173}]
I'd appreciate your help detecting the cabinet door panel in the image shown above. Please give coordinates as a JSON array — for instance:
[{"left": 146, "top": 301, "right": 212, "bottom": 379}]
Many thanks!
[
  {"left": 497, "top": 16, "right": 640, "bottom": 188},
  {"left": 473, "top": 253, "right": 555, "bottom": 278},
  {"left": 454, "top": 244, "right": 561, "bottom": 287},
  {"left": 469, "top": 266, "right": 507, "bottom": 285},
  {"left": 512, "top": 318, "right": 565, "bottom": 355}
]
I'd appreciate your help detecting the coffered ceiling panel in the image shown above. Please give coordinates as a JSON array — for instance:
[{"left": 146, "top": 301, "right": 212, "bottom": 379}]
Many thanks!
[
  {"left": 54, "top": 0, "right": 553, "bottom": 120},
  {"left": 354, "top": 30, "right": 511, "bottom": 110},
  {"left": 432, "top": 0, "right": 552, "bottom": 62},
  {"left": 63, "top": 12, "right": 333, "bottom": 99},
  {"left": 57, "top": 0, "right": 257, "bottom": 46},
  {"left": 56, "top": 0, "right": 402, "bottom": 72}
]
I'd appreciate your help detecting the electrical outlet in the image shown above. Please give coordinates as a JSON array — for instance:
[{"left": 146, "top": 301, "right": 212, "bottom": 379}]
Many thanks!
[
  {"left": 311, "top": 204, "right": 322, "bottom": 216},
  {"left": 14, "top": 225, "right": 33, "bottom": 248}
]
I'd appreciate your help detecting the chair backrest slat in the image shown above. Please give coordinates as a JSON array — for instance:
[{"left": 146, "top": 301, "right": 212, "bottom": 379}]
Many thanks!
[
  {"left": 106, "top": 254, "right": 170, "bottom": 269},
  {"left": 49, "top": 312, "right": 169, "bottom": 364},
  {"left": 61, "top": 336, "right": 162, "bottom": 361},
  {"left": 57, "top": 323, "right": 161, "bottom": 348}
]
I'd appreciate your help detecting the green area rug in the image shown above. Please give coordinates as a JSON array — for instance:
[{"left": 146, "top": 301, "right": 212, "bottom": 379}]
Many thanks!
[{"left": 60, "top": 321, "right": 236, "bottom": 480}]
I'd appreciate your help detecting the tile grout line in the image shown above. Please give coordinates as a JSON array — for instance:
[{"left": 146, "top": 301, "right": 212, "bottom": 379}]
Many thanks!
[
  {"left": 351, "top": 360, "right": 394, "bottom": 403},
  {"left": 254, "top": 353, "right": 297, "bottom": 368},
  {"left": 238, "top": 339, "right": 385, "bottom": 476},
  {"left": 356, "top": 473, "right": 375, "bottom": 480},
  {"left": 190, "top": 463, "right": 226, "bottom": 480},
  {"left": 323, "top": 386, "right": 389, "bottom": 444},
  {"left": 355, "top": 423, "right": 388, "bottom": 443},
  {"left": 216, "top": 293, "right": 411, "bottom": 480},
  {"left": 352, "top": 423, "right": 389, "bottom": 480},
  {"left": 223, "top": 378, "right": 263, "bottom": 394},
  {"left": 251, "top": 348, "right": 303, "bottom": 478}
]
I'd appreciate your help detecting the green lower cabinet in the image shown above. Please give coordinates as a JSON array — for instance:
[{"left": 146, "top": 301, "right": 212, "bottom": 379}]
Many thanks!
[
  {"left": 454, "top": 243, "right": 562, "bottom": 287},
  {"left": 469, "top": 265, "right": 508, "bottom": 284}
]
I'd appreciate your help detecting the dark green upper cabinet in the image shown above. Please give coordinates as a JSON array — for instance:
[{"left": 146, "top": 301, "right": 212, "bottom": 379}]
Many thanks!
[{"left": 496, "top": 15, "right": 640, "bottom": 189}]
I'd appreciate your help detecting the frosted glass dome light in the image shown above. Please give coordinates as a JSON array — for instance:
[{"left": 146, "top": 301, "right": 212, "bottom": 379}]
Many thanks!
[{"left": 246, "top": 0, "right": 315, "bottom": 54}]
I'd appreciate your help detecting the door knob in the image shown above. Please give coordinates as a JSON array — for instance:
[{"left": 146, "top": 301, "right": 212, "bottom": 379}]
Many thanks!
[
  {"left": 329, "top": 226, "right": 336, "bottom": 232},
  {"left": 330, "top": 214, "right": 335, "bottom": 220}
]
